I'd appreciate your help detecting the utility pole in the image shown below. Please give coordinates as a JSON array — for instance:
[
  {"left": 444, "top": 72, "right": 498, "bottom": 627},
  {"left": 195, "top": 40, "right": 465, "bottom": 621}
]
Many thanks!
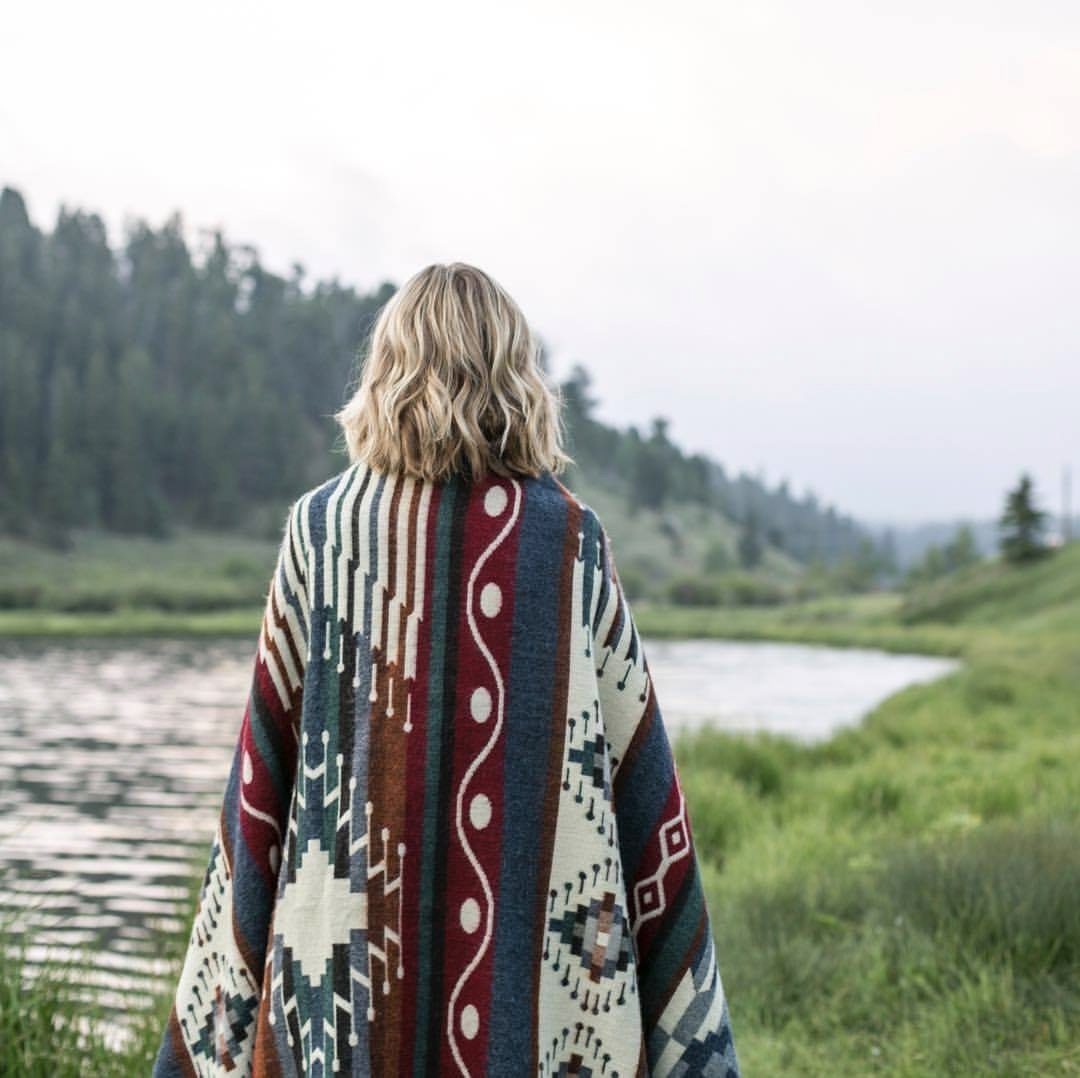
[{"left": 1065, "top": 464, "right": 1074, "bottom": 544}]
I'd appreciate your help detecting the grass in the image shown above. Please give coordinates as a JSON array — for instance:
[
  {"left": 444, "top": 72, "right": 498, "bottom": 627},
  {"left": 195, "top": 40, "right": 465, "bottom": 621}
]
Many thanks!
[
  {"left": 0, "top": 606, "right": 265, "bottom": 637},
  {"left": 662, "top": 541, "right": 1080, "bottom": 1075},
  {"left": 0, "top": 525, "right": 277, "bottom": 636},
  {"left": 0, "top": 865, "right": 199, "bottom": 1077},
  {"left": 0, "top": 526, "right": 280, "bottom": 627}
]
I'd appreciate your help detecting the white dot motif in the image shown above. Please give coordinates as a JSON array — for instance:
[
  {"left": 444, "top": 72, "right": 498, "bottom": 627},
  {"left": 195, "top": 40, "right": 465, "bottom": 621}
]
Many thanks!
[
  {"left": 469, "top": 793, "right": 492, "bottom": 830},
  {"left": 484, "top": 485, "right": 508, "bottom": 517},
  {"left": 242, "top": 750, "right": 253, "bottom": 784},
  {"left": 479, "top": 582, "right": 502, "bottom": 618},
  {"left": 459, "top": 897, "right": 481, "bottom": 933},
  {"left": 469, "top": 685, "right": 492, "bottom": 723},
  {"left": 461, "top": 1004, "right": 479, "bottom": 1040}
]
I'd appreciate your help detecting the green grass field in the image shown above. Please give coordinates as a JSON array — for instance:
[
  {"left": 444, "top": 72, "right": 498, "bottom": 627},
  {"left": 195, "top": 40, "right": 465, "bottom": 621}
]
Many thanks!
[
  {"left": 658, "top": 542, "right": 1080, "bottom": 1075},
  {"left": 2, "top": 543, "right": 1078, "bottom": 1074},
  {"left": 0, "top": 526, "right": 281, "bottom": 622}
]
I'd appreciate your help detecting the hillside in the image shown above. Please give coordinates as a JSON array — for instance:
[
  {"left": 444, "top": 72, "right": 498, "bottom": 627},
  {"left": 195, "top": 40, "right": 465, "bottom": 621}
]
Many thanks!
[
  {"left": 568, "top": 465, "right": 805, "bottom": 599},
  {"left": 0, "top": 184, "right": 879, "bottom": 586},
  {"left": 898, "top": 540, "right": 1080, "bottom": 629}
]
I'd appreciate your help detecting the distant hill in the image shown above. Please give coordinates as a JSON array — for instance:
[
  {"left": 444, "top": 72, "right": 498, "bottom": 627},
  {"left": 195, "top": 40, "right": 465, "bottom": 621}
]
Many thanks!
[
  {"left": 0, "top": 183, "right": 881, "bottom": 583},
  {"left": 868, "top": 515, "right": 1080, "bottom": 570},
  {"left": 898, "top": 532, "right": 1080, "bottom": 627}
]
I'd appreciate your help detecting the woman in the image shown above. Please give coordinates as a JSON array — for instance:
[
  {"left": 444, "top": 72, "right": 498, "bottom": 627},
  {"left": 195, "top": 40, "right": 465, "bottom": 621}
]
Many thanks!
[{"left": 153, "top": 263, "right": 739, "bottom": 1077}]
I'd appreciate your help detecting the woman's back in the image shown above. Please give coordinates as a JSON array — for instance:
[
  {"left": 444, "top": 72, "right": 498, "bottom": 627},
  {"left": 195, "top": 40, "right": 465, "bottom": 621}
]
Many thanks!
[{"left": 153, "top": 263, "right": 738, "bottom": 1076}]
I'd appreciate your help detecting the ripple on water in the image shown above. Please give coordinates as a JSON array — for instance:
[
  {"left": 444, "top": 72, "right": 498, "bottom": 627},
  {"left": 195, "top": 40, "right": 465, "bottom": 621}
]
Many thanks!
[{"left": 0, "top": 636, "right": 253, "bottom": 1027}]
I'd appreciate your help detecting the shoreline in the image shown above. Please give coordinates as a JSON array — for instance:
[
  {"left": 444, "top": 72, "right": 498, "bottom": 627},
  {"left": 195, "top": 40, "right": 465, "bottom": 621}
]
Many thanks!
[{"left": 0, "top": 599, "right": 972, "bottom": 660}]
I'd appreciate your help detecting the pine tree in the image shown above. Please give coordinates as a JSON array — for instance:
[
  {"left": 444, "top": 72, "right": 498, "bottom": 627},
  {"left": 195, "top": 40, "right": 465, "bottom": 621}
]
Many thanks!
[
  {"left": 943, "top": 524, "right": 979, "bottom": 571},
  {"left": 738, "top": 508, "right": 764, "bottom": 569},
  {"left": 998, "top": 473, "right": 1049, "bottom": 564}
]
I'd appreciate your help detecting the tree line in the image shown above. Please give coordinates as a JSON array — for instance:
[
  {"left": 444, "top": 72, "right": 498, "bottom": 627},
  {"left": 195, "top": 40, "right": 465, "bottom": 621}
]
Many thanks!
[{"left": 0, "top": 184, "right": 873, "bottom": 567}]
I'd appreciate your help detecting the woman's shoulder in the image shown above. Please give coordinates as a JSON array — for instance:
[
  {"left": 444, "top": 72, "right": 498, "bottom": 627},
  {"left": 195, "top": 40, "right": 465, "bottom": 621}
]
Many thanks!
[
  {"left": 521, "top": 470, "right": 605, "bottom": 537},
  {"left": 284, "top": 461, "right": 608, "bottom": 547}
]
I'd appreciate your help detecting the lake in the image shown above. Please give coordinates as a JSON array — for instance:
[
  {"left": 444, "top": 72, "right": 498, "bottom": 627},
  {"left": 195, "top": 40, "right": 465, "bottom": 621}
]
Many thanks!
[{"left": 0, "top": 635, "right": 958, "bottom": 1024}]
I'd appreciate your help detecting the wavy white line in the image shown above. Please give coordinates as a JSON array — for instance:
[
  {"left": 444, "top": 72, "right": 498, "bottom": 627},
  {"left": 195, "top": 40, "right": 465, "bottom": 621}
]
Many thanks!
[{"left": 447, "top": 478, "right": 522, "bottom": 1076}]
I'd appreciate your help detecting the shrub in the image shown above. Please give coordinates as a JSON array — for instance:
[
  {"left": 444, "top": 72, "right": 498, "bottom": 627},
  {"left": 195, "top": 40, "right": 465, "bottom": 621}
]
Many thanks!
[
  {"left": 0, "top": 584, "right": 43, "bottom": 609},
  {"left": 667, "top": 573, "right": 724, "bottom": 607},
  {"left": 676, "top": 729, "right": 800, "bottom": 800},
  {"left": 679, "top": 771, "right": 756, "bottom": 869},
  {"left": 54, "top": 590, "right": 118, "bottom": 614}
]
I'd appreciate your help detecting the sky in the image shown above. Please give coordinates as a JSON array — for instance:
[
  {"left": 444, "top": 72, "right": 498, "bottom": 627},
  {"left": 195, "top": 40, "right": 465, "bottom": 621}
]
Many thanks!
[{"left": 3, "top": 0, "right": 1077, "bottom": 526}]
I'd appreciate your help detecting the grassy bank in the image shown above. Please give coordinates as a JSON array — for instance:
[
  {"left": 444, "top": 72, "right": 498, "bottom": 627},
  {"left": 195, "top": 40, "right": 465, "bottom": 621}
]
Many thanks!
[
  {"left": 666, "top": 542, "right": 1080, "bottom": 1074},
  {"left": 0, "top": 606, "right": 264, "bottom": 637},
  {"left": 0, "top": 526, "right": 279, "bottom": 635}
]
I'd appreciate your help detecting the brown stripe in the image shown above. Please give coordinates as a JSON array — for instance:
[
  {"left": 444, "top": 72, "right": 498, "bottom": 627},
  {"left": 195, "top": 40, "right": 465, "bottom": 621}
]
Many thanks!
[
  {"left": 250, "top": 958, "right": 279, "bottom": 1076},
  {"left": 266, "top": 586, "right": 303, "bottom": 709},
  {"left": 368, "top": 480, "right": 410, "bottom": 1076},
  {"left": 529, "top": 490, "right": 582, "bottom": 1068},
  {"left": 166, "top": 1006, "right": 198, "bottom": 1077},
  {"left": 634, "top": 1037, "right": 649, "bottom": 1077}
]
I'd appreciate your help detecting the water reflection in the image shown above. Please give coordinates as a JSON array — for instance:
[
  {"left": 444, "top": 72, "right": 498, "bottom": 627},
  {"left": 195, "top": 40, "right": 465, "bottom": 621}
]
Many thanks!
[{"left": 0, "top": 637, "right": 256, "bottom": 1016}]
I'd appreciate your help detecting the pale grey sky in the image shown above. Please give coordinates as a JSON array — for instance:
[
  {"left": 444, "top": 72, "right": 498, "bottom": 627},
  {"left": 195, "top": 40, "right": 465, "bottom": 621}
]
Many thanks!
[{"left": 3, "top": 0, "right": 1077, "bottom": 524}]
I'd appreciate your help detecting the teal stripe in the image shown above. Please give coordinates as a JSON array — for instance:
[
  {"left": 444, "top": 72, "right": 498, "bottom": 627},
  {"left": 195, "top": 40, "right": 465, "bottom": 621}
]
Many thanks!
[
  {"left": 412, "top": 481, "right": 458, "bottom": 1076},
  {"left": 314, "top": 468, "right": 354, "bottom": 853},
  {"left": 638, "top": 859, "right": 706, "bottom": 1027},
  {"left": 331, "top": 461, "right": 361, "bottom": 564}
]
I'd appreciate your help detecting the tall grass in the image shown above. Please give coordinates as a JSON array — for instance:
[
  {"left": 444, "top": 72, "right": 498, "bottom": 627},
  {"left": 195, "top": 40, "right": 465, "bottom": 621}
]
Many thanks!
[
  {"left": 0, "top": 871, "right": 196, "bottom": 1077},
  {"left": 666, "top": 542, "right": 1080, "bottom": 1074}
]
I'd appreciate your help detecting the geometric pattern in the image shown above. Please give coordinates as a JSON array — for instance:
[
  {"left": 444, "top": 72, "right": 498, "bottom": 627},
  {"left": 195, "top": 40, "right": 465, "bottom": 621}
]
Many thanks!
[
  {"left": 272, "top": 837, "right": 369, "bottom": 985},
  {"left": 648, "top": 934, "right": 739, "bottom": 1077},
  {"left": 632, "top": 789, "right": 691, "bottom": 944},
  {"left": 547, "top": 890, "right": 632, "bottom": 984},
  {"left": 152, "top": 461, "right": 739, "bottom": 1077},
  {"left": 568, "top": 731, "right": 612, "bottom": 796},
  {"left": 191, "top": 984, "right": 259, "bottom": 1070}
]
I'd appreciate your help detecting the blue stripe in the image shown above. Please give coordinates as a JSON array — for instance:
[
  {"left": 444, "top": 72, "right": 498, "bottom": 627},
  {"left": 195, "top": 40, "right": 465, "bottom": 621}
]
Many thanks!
[
  {"left": 613, "top": 702, "right": 676, "bottom": 881},
  {"left": 486, "top": 474, "right": 569, "bottom": 1074},
  {"left": 413, "top": 478, "right": 462, "bottom": 1076}
]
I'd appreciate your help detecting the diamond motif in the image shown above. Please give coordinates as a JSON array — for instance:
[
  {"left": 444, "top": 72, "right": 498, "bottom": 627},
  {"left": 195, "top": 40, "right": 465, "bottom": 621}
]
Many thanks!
[
  {"left": 548, "top": 890, "right": 631, "bottom": 983},
  {"left": 274, "top": 838, "right": 368, "bottom": 985}
]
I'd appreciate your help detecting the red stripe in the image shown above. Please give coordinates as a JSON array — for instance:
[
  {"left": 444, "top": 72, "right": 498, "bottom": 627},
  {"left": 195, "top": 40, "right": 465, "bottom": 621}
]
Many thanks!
[
  {"left": 239, "top": 656, "right": 298, "bottom": 892},
  {"left": 628, "top": 778, "right": 694, "bottom": 961},
  {"left": 438, "top": 477, "right": 522, "bottom": 1073}
]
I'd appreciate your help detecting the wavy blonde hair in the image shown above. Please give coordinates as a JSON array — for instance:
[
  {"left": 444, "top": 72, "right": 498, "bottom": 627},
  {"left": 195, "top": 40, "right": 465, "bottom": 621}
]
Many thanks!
[{"left": 334, "top": 262, "right": 572, "bottom": 483}]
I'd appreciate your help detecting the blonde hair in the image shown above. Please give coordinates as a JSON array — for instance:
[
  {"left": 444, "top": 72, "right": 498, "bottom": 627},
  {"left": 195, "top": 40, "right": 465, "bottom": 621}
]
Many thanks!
[{"left": 334, "top": 262, "right": 573, "bottom": 483}]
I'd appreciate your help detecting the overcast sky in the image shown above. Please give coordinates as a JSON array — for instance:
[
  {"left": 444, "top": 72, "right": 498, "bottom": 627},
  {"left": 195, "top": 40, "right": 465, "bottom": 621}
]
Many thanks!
[{"left": 3, "top": 0, "right": 1077, "bottom": 525}]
